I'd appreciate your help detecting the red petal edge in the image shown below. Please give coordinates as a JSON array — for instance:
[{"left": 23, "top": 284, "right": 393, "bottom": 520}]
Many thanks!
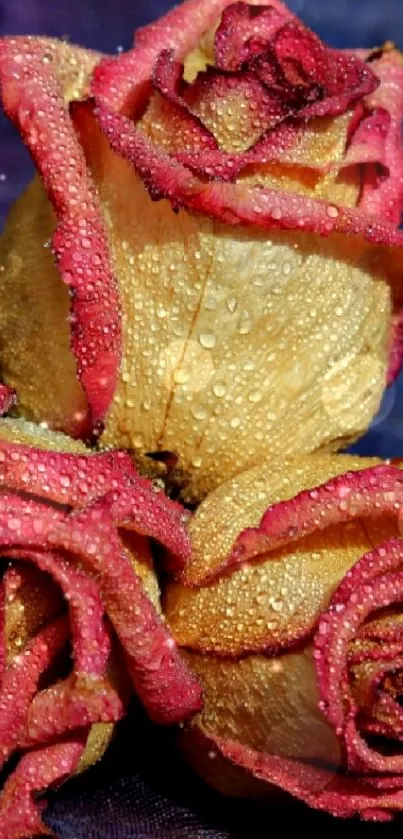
[
  {"left": 0, "top": 437, "right": 201, "bottom": 833},
  {"left": 95, "top": 105, "right": 403, "bottom": 251},
  {"left": 0, "top": 441, "right": 191, "bottom": 568},
  {"left": 356, "top": 51, "right": 403, "bottom": 227},
  {"left": 0, "top": 38, "right": 121, "bottom": 438},
  {"left": 315, "top": 537, "right": 403, "bottom": 778},
  {"left": 0, "top": 738, "right": 86, "bottom": 839},
  {"left": 192, "top": 465, "right": 403, "bottom": 583},
  {"left": 0, "top": 491, "right": 201, "bottom": 725},
  {"left": 387, "top": 310, "right": 403, "bottom": 385},
  {"left": 208, "top": 733, "right": 403, "bottom": 821},
  {"left": 0, "top": 616, "right": 68, "bottom": 770},
  {"left": 92, "top": 0, "right": 295, "bottom": 116}
]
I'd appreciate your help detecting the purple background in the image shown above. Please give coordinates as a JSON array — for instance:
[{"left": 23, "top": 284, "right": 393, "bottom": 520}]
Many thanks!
[{"left": 0, "top": 1, "right": 403, "bottom": 835}]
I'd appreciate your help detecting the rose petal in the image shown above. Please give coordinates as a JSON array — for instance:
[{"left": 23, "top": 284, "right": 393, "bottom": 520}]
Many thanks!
[
  {"left": 0, "top": 493, "right": 202, "bottom": 724},
  {"left": 97, "top": 104, "right": 403, "bottom": 249},
  {"left": 4, "top": 548, "right": 110, "bottom": 676},
  {"left": 267, "top": 21, "right": 329, "bottom": 89},
  {"left": 179, "top": 458, "right": 400, "bottom": 586},
  {"left": 387, "top": 308, "right": 403, "bottom": 385},
  {"left": 209, "top": 734, "right": 403, "bottom": 820},
  {"left": 357, "top": 49, "right": 403, "bottom": 226},
  {"left": 22, "top": 673, "right": 123, "bottom": 748},
  {"left": 3, "top": 563, "right": 65, "bottom": 661},
  {"left": 220, "top": 464, "right": 403, "bottom": 580},
  {"left": 72, "top": 500, "right": 202, "bottom": 723},
  {"left": 166, "top": 454, "right": 398, "bottom": 656},
  {"left": 0, "top": 616, "right": 68, "bottom": 770},
  {"left": 2, "top": 547, "right": 124, "bottom": 749},
  {"left": 350, "top": 653, "right": 403, "bottom": 743},
  {"left": 182, "top": 66, "right": 286, "bottom": 152},
  {"left": 75, "top": 721, "right": 115, "bottom": 775},
  {"left": 169, "top": 453, "right": 403, "bottom": 821},
  {"left": 0, "top": 37, "right": 120, "bottom": 437},
  {"left": 166, "top": 521, "right": 374, "bottom": 655},
  {"left": 92, "top": 0, "right": 281, "bottom": 115},
  {"left": 214, "top": 2, "right": 291, "bottom": 71},
  {"left": 345, "top": 107, "right": 390, "bottom": 169},
  {"left": 150, "top": 50, "right": 218, "bottom": 153},
  {"left": 0, "top": 417, "right": 91, "bottom": 452},
  {"left": 0, "top": 441, "right": 136, "bottom": 507},
  {"left": 0, "top": 436, "right": 191, "bottom": 567},
  {"left": 0, "top": 738, "right": 85, "bottom": 839},
  {"left": 315, "top": 537, "right": 403, "bottom": 775},
  {"left": 0, "top": 581, "right": 5, "bottom": 681},
  {"left": 86, "top": 2, "right": 402, "bottom": 500},
  {"left": 345, "top": 93, "right": 403, "bottom": 384},
  {"left": 177, "top": 110, "right": 354, "bottom": 182},
  {"left": 267, "top": 23, "right": 378, "bottom": 118},
  {"left": 181, "top": 648, "right": 341, "bottom": 766}
]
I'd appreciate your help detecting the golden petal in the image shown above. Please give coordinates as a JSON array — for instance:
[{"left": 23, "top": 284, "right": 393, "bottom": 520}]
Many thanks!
[
  {"left": 122, "top": 532, "right": 161, "bottom": 612},
  {"left": 4, "top": 564, "right": 64, "bottom": 663},
  {"left": 167, "top": 452, "right": 403, "bottom": 801},
  {"left": 93, "top": 130, "right": 389, "bottom": 499},
  {"left": 75, "top": 722, "right": 115, "bottom": 775},
  {"left": 0, "top": 108, "right": 392, "bottom": 500},
  {"left": 182, "top": 647, "right": 341, "bottom": 767},
  {"left": 0, "top": 417, "right": 89, "bottom": 452},
  {"left": 0, "top": 177, "right": 87, "bottom": 433},
  {"left": 165, "top": 455, "right": 399, "bottom": 655}
]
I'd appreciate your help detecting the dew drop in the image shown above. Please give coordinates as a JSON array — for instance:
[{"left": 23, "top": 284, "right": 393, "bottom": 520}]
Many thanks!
[
  {"left": 226, "top": 296, "right": 238, "bottom": 313},
  {"left": 192, "top": 406, "right": 208, "bottom": 420},
  {"left": 327, "top": 205, "right": 339, "bottom": 218},
  {"left": 248, "top": 390, "right": 262, "bottom": 403},
  {"left": 199, "top": 331, "right": 216, "bottom": 349},
  {"left": 213, "top": 383, "right": 226, "bottom": 398}
]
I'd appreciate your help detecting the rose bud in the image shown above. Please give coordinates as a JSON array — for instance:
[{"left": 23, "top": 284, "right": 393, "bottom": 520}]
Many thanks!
[
  {"left": 0, "top": 418, "right": 202, "bottom": 838},
  {"left": 165, "top": 453, "right": 403, "bottom": 821},
  {"left": 1, "top": 4, "right": 403, "bottom": 501}
]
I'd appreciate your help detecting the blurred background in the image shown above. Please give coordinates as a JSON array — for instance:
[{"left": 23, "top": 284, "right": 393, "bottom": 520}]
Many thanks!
[{"left": 0, "top": 2, "right": 403, "bottom": 835}]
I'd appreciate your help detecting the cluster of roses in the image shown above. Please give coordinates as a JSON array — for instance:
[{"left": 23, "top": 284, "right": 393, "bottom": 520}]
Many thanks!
[{"left": 1, "top": 0, "right": 403, "bottom": 835}]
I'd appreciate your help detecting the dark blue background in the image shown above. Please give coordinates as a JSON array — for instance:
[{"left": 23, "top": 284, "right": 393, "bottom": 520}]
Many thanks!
[{"left": 0, "top": 2, "right": 403, "bottom": 835}]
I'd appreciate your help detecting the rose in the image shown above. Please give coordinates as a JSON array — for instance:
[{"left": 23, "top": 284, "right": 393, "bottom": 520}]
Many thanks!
[
  {"left": 165, "top": 453, "right": 403, "bottom": 820},
  {"left": 0, "top": 418, "right": 201, "bottom": 838},
  {"left": 1, "top": 4, "right": 403, "bottom": 502}
]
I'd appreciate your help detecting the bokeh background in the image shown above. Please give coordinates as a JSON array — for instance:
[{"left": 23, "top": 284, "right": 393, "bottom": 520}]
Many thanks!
[{"left": 0, "top": 0, "right": 403, "bottom": 836}]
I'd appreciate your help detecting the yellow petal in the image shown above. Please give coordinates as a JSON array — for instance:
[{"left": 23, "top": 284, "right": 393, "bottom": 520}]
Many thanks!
[
  {"left": 5, "top": 564, "right": 64, "bottom": 663},
  {"left": 182, "top": 647, "right": 341, "bottom": 767},
  {"left": 95, "top": 127, "right": 391, "bottom": 499},
  {"left": 165, "top": 453, "right": 401, "bottom": 794},
  {"left": 0, "top": 177, "right": 87, "bottom": 434},
  {"left": 165, "top": 454, "right": 398, "bottom": 655},
  {"left": 0, "top": 113, "right": 392, "bottom": 500},
  {"left": 75, "top": 722, "right": 115, "bottom": 775},
  {"left": 0, "top": 417, "right": 89, "bottom": 452}
]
